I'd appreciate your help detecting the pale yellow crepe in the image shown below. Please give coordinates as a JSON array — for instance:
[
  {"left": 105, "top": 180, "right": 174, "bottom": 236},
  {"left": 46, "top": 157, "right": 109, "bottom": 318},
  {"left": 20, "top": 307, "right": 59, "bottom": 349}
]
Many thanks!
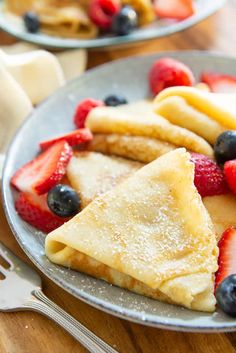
[
  {"left": 67, "top": 152, "right": 142, "bottom": 208},
  {"left": 154, "top": 86, "right": 236, "bottom": 130},
  {"left": 46, "top": 149, "right": 218, "bottom": 312},
  {"left": 89, "top": 134, "right": 176, "bottom": 163},
  {"left": 154, "top": 96, "right": 226, "bottom": 145},
  {"left": 86, "top": 106, "right": 213, "bottom": 156},
  {"left": 5, "top": 0, "right": 97, "bottom": 39},
  {"left": 203, "top": 194, "right": 236, "bottom": 241}
]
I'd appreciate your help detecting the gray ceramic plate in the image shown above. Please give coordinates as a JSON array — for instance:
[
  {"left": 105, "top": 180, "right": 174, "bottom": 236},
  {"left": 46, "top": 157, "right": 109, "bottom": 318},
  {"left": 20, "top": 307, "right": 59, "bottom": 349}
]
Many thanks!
[
  {"left": 0, "top": 0, "right": 226, "bottom": 49},
  {"left": 2, "top": 51, "right": 236, "bottom": 332}
]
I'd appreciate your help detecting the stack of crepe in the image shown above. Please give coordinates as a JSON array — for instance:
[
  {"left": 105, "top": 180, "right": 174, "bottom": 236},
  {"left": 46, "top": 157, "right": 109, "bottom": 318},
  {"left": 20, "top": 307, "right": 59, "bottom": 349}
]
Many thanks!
[
  {"left": 5, "top": 0, "right": 98, "bottom": 39},
  {"left": 45, "top": 86, "right": 236, "bottom": 313},
  {"left": 5, "top": 0, "right": 155, "bottom": 39}
]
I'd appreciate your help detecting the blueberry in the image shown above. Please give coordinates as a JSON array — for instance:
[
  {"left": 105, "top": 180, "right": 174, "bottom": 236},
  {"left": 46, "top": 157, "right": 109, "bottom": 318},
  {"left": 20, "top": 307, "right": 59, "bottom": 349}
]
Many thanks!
[
  {"left": 23, "top": 12, "right": 40, "bottom": 33},
  {"left": 214, "top": 131, "right": 236, "bottom": 164},
  {"left": 111, "top": 6, "right": 138, "bottom": 36},
  {"left": 47, "top": 184, "right": 81, "bottom": 218},
  {"left": 216, "top": 275, "right": 236, "bottom": 317},
  {"left": 104, "top": 94, "right": 128, "bottom": 106}
]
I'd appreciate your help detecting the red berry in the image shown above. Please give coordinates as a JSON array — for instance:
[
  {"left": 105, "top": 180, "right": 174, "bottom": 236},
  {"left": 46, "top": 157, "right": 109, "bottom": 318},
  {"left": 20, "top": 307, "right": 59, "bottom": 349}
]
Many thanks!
[
  {"left": 89, "top": 0, "right": 120, "bottom": 30},
  {"left": 201, "top": 72, "right": 236, "bottom": 93},
  {"left": 190, "top": 153, "right": 228, "bottom": 197},
  {"left": 73, "top": 98, "right": 104, "bottom": 129},
  {"left": 224, "top": 159, "right": 236, "bottom": 194},
  {"left": 11, "top": 141, "right": 72, "bottom": 195},
  {"left": 215, "top": 227, "right": 236, "bottom": 289},
  {"left": 149, "top": 57, "right": 195, "bottom": 96},
  {"left": 15, "top": 192, "right": 69, "bottom": 233},
  {"left": 39, "top": 128, "right": 93, "bottom": 150},
  {"left": 153, "top": 0, "right": 196, "bottom": 20}
]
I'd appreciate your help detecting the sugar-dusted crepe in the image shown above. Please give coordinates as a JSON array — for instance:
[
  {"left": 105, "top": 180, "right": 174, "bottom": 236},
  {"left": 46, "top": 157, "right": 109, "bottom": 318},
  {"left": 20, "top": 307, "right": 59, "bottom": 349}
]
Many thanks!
[
  {"left": 67, "top": 152, "right": 142, "bottom": 208},
  {"left": 89, "top": 134, "right": 176, "bottom": 163},
  {"left": 86, "top": 105, "right": 213, "bottom": 156},
  {"left": 154, "top": 86, "right": 236, "bottom": 130},
  {"left": 203, "top": 194, "right": 236, "bottom": 241},
  {"left": 154, "top": 96, "right": 226, "bottom": 145},
  {"left": 46, "top": 149, "right": 218, "bottom": 312}
]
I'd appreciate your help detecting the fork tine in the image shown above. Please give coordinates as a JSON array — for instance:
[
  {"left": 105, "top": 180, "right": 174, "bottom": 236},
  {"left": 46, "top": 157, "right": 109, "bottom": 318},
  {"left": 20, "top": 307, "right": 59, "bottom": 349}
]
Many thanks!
[
  {"left": 0, "top": 241, "right": 20, "bottom": 268},
  {"left": 0, "top": 264, "right": 7, "bottom": 276}
]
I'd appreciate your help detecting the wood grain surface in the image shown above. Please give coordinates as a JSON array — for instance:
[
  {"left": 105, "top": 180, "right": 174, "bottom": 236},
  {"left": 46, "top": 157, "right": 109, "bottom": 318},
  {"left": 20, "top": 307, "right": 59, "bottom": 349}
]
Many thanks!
[{"left": 1, "top": 1, "right": 236, "bottom": 352}]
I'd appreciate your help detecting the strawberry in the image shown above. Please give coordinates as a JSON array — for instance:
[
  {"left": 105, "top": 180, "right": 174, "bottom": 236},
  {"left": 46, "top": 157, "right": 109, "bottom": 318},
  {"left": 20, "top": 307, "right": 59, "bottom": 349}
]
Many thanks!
[
  {"left": 149, "top": 57, "right": 195, "bottom": 96},
  {"left": 15, "top": 192, "right": 69, "bottom": 233},
  {"left": 215, "top": 227, "right": 236, "bottom": 289},
  {"left": 153, "top": 0, "right": 196, "bottom": 20},
  {"left": 74, "top": 98, "right": 104, "bottom": 129},
  {"left": 190, "top": 153, "right": 228, "bottom": 197},
  {"left": 224, "top": 159, "right": 236, "bottom": 194},
  {"left": 89, "top": 0, "right": 120, "bottom": 30},
  {"left": 201, "top": 72, "right": 236, "bottom": 93},
  {"left": 39, "top": 128, "right": 93, "bottom": 150},
  {"left": 11, "top": 140, "right": 72, "bottom": 195}
]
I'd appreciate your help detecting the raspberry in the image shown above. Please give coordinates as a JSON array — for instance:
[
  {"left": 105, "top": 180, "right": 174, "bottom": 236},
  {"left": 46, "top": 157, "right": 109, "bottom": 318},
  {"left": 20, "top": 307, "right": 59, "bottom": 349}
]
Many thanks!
[
  {"left": 224, "top": 160, "right": 236, "bottom": 194},
  {"left": 190, "top": 153, "right": 228, "bottom": 197},
  {"left": 149, "top": 57, "right": 195, "bottom": 96},
  {"left": 89, "top": 0, "right": 120, "bottom": 30},
  {"left": 73, "top": 98, "right": 104, "bottom": 129}
]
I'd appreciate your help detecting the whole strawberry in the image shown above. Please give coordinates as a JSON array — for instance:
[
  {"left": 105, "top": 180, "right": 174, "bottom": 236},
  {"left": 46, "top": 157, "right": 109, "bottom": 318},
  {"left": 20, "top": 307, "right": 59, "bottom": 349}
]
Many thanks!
[
  {"left": 190, "top": 153, "right": 228, "bottom": 197},
  {"left": 149, "top": 57, "right": 195, "bottom": 96}
]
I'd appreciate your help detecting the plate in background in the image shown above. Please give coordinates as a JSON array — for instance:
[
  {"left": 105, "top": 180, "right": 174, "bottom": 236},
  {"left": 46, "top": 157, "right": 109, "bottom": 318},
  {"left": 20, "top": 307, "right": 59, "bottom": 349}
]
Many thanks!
[
  {"left": 0, "top": 0, "right": 227, "bottom": 49},
  {"left": 2, "top": 51, "right": 236, "bottom": 332}
]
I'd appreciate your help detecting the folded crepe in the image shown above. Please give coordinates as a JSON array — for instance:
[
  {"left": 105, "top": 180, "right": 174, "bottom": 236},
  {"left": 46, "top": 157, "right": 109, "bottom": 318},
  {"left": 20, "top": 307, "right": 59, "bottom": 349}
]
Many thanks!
[
  {"left": 46, "top": 148, "right": 218, "bottom": 312},
  {"left": 154, "top": 96, "right": 226, "bottom": 145},
  {"left": 154, "top": 87, "right": 236, "bottom": 143},
  {"left": 86, "top": 104, "right": 213, "bottom": 157},
  {"left": 66, "top": 152, "right": 142, "bottom": 208},
  {"left": 89, "top": 134, "right": 176, "bottom": 163},
  {"left": 5, "top": 0, "right": 97, "bottom": 39}
]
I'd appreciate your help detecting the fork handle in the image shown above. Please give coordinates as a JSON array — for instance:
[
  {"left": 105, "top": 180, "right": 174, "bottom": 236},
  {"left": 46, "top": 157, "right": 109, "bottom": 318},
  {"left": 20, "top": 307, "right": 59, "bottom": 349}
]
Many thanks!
[{"left": 26, "top": 289, "right": 118, "bottom": 353}]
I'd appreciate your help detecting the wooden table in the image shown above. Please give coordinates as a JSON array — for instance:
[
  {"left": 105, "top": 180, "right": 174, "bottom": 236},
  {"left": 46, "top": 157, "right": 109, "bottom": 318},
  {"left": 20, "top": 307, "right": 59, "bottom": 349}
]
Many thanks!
[{"left": 1, "top": 1, "right": 236, "bottom": 352}]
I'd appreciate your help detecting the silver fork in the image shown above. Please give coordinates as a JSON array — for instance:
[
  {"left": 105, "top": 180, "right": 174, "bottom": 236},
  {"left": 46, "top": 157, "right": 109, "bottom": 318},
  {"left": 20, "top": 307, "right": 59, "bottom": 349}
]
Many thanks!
[{"left": 0, "top": 241, "right": 119, "bottom": 353}]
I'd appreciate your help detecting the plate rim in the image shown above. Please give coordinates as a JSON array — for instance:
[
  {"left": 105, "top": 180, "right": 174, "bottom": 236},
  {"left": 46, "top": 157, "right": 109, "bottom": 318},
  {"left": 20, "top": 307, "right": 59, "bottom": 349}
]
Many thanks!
[
  {"left": 0, "top": 0, "right": 227, "bottom": 49},
  {"left": 2, "top": 50, "right": 236, "bottom": 332}
]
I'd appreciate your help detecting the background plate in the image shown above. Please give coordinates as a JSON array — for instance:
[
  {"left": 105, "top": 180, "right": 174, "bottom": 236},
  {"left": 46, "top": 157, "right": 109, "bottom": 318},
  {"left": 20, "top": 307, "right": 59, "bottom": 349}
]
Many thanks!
[
  {"left": 0, "top": 0, "right": 226, "bottom": 49},
  {"left": 2, "top": 51, "right": 236, "bottom": 332}
]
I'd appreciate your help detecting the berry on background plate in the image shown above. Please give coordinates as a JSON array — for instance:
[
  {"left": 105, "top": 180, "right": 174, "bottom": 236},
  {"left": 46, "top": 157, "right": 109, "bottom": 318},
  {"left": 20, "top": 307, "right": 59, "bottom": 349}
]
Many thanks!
[
  {"left": 153, "top": 0, "right": 196, "bottom": 20},
  {"left": 89, "top": 0, "right": 120, "bottom": 30},
  {"left": 111, "top": 6, "right": 138, "bottom": 36}
]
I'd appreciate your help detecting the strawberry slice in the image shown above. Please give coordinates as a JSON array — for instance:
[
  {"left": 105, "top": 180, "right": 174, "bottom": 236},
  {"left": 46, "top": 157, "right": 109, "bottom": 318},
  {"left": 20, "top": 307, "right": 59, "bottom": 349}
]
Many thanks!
[
  {"left": 15, "top": 192, "right": 69, "bottom": 233},
  {"left": 11, "top": 140, "right": 72, "bottom": 195},
  {"left": 153, "top": 0, "right": 196, "bottom": 20},
  {"left": 39, "top": 128, "right": 93, "bottom": 150},
  {"left": 215, "top": 227, "right": 236, "bottom": 289},
  {"left": 190, "top": 153, "right": 228, "bottom": 197},
  {"left": 201, "top": 72, "right": 236, "bottom": 93},
  {"left": 224, "top": 159, "right": 236, "bottom": 194}
]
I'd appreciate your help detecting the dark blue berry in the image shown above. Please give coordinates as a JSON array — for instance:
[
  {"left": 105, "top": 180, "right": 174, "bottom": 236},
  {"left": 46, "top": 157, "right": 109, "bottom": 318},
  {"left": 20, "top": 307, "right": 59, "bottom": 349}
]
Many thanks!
[
  {"left": 214, "top": 131, "right": 236, "bottom": 164},
  {"left": 104, "top": 94, "right": 128, "bottom": 106},
  {"left": 47, "top": 184, "right": 81, "bottom": 218},
  {"left": 216, "top": 275, "right": 236, "bottom": 317},
  {"left": 23, "top": 12, "right": 40, "bottom": 33},
  {"left": 111, "top": 6, "right": 138, "bottom": 36}
]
